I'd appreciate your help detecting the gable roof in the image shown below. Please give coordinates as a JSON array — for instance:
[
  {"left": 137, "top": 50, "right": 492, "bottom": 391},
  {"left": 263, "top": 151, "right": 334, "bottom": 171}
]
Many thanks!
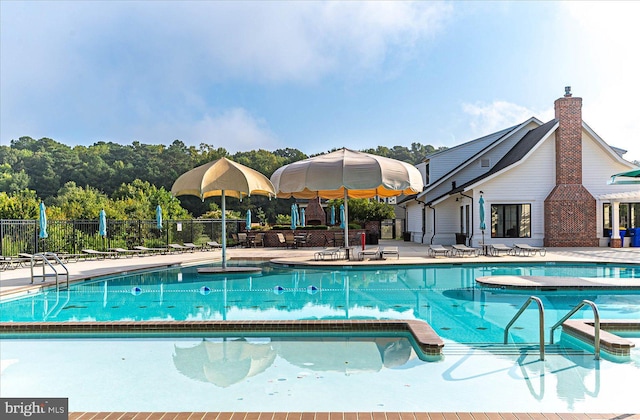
[
  {"left": 426, "top": 119, "right": 558, "bottom": 204},
  {"left": 424, "top": 123, "right": 521, "bottom": 161}
]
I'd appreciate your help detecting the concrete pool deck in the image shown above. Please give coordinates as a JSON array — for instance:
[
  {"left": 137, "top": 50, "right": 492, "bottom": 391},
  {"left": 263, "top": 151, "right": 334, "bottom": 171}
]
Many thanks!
[{"left": 2, "top": 240, "right": 640, "bottom": 298}]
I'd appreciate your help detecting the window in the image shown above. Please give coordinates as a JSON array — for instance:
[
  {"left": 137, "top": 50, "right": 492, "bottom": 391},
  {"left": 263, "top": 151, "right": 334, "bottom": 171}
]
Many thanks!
[
  {"left": 491, "top": 204, "right": 531, "bottom": 238},
  {"left": 603, "top": 203, "right": 640, "bottom": 232}
]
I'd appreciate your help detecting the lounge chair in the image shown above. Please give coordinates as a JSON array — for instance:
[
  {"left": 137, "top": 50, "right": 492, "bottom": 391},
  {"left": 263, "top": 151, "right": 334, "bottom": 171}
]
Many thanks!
[
  {"left": 380, "top": 246, "right": 399, "bottom": 260},
  {"left": 203, "top": 241, "right": 222, "bottom": 250},
  {"left": 275, "top": 233, "right": 287, "bottom": 248},
  {"left": 358, "top": 247, "right": 381, "bottom": 260},
  {"left": 314, "top": 247, "right": 342, "bottom": 261},
  {"left": 490, "top": 244, "right": 515, "bottom": 256},
  {"left": 134, "top": 245, "right": 167, "bottom": 255},
  {"left": 168, "top": 243, "right": 192, "bottom": 253},
  {"left": 514, "top": 244, "right": 547, "bottom": 256},
  {"left": 183, "top": 243, "right": 202, "bottom": 251},
  {"left": 108, "top": 247, "right": 139, "bottom": 258},
  {"left": 428, "top": 244, "right": 451, "bottom": 258},
  {"left": 82, "top": 249, "right": 117, "bottom": 259},
  {"left": 1, "top": 256, "right": 31, "bottom": 270},
  {"left": 451, "top": 244, "right": 480, "bottom": 257}
]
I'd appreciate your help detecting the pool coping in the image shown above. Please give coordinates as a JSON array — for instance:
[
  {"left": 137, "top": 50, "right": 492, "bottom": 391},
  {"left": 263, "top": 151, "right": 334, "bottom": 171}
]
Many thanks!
[
  {"left": 476, "top": 275, "right": 640, "bottom": 290},
  {"left": 0, "top": 319, "right": 445, "bottom": 357},
  {"left": 561, "top": 319, "right": 638, "bottom": 357}
]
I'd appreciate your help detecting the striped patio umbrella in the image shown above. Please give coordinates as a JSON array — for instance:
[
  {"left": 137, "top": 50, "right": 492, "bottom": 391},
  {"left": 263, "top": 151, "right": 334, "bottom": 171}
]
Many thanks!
[{"left": 271, "top": 148, "right": 423, "bottom": 248}]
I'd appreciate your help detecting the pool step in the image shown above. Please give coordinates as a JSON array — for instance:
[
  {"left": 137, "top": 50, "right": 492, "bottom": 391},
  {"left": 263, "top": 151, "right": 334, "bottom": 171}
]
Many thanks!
[{"left": 443, "top": 343, "right": 589, "bottom": 356}]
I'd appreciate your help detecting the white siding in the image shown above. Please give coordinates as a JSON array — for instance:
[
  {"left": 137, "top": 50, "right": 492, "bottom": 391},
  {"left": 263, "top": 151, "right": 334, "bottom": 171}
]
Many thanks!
[
  {"left": 404, "top": 201, "right": 423, "bottom": 242},
  {"left": 467, "top": 134, "right": 557, "bottom": 246}
]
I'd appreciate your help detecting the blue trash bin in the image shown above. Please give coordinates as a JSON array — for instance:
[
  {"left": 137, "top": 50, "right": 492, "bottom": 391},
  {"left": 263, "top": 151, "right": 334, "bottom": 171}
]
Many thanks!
[{"left": 631, "top": 228, "right": 640, "bottom": 247}]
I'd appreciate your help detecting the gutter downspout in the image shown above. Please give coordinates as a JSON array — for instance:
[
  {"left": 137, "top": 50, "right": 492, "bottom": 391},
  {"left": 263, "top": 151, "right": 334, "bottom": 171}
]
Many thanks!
[
  {"left": 428, "top": 203, "right": 436, "bottom": 244},
  {"left": 460, "top": 192, "right": 473, "bottom": 245},
  {"left": 421, "top": 202, "right": 427, "bottom": 243}
]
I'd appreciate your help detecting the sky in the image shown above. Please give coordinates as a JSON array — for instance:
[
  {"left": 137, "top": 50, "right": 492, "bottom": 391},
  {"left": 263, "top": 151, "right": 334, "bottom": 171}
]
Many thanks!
[{"left": 1, "top": 1, "right": 639, "bottom": 161}]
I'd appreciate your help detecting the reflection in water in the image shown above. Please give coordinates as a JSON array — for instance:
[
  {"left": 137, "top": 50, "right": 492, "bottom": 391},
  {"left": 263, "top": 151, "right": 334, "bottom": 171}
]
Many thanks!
[
  {"left": 173, "top": 338, "right": 276, "bottom": 387},
  {"left": 173, "top": 337, "right": 416, "bottom": 385}
]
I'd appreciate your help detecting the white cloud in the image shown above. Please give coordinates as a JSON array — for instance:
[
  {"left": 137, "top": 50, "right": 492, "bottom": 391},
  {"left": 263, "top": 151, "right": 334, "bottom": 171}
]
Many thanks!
[
  {"left": 130, "top": 108, "right": 280, "bottom": 153},
  {"left": 461, "top": 101, "right": 552, "bottom": 139}
]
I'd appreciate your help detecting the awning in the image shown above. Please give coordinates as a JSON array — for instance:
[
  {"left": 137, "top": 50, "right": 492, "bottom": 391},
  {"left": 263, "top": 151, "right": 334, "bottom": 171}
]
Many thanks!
[{"left": 608, "top": 168, "right": 640, "bottom": 185}]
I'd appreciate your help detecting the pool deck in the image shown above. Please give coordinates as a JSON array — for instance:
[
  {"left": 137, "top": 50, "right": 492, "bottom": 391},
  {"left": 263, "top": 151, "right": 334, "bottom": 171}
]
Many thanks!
[
  {"left": 3, "top": 241, "right": 640, "bottom": 419},
  {"left": 2, "top": 240, "right": 640, "bottom": 298}
]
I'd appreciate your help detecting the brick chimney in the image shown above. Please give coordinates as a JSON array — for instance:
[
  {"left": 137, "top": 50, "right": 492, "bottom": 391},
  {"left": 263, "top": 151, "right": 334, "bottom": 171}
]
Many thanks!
[{"left": 544, "top": 87, "right": 598, "bottom": 247}]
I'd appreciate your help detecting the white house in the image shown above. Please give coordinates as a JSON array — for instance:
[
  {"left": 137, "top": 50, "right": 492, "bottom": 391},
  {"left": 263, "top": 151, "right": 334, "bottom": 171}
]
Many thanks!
[{"left": 400, "top": 88, "right": 639, "bottom": 248}]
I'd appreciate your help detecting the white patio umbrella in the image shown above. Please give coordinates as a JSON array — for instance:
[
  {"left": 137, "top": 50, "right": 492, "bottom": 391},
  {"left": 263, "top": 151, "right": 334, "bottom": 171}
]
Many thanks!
[
  {"left": 270, "top": 148, "right": 423, "bottom": 247},
  {"left": 171, "top": 157, "right": 275, "bottom": 269}
]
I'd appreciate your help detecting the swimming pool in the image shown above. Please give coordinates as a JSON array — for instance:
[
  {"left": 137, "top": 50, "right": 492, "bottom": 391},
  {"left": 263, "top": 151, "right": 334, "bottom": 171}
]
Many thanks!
[
  {"left": 2, "top": 262, "right": 640, "bottom": 344},
  {"left": 1, "top": 262, "right": 640, "bottom": 412}
]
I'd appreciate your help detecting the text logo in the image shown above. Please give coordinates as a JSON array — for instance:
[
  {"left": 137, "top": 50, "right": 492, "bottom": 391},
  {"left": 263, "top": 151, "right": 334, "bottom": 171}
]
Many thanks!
[{"left": 1, "top": 398, "right": 68, "bottom": 420}]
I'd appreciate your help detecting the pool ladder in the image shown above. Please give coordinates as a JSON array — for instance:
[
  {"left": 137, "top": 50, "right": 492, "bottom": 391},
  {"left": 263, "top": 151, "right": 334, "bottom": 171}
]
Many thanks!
[
  {"left": 30, "top": 252, "right": 69, "bottom": 290},
  {"left": 504, "top": 296, "right": 601, "bottom": 361}
]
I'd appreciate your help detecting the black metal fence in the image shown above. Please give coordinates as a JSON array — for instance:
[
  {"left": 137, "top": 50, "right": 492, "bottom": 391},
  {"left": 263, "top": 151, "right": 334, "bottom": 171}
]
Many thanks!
[{"left": 0, "top": 219, "right": 243, "bottom": 256}]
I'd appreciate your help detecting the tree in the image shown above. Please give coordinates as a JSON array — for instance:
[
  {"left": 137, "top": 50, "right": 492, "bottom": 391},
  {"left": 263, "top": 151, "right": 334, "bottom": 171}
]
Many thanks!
[
  {"left": 0, "top": 190, "right": 40, "bottom": 219},
  {"left": 0, "top": 163, "right": 30, "bottom": 193},
  {"left": 327, "top": 198, "right": 395, "bottom": 225},
  {"left": 50, "top": 181, "right": 110, "bottom": 219}
]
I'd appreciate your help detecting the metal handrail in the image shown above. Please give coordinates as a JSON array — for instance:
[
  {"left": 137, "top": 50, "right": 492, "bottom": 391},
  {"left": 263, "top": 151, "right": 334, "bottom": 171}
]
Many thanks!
[
  {"left": 504, "top": 296, "right": 545, "bottom": 361},
  {"left": 30, "top": 252, "right": 69, "bottom": 290},
  {"left": 550, "top": 300, "right": 600, "bottom": 360}
]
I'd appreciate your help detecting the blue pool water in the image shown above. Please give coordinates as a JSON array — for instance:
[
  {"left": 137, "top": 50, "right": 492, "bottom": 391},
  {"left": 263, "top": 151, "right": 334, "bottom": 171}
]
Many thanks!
[
  {"left": 2, "top": 262, "right": 640, "bottom": 344},
  {"left": 2, "top": 262, "right": 640, "bottom": 412}
]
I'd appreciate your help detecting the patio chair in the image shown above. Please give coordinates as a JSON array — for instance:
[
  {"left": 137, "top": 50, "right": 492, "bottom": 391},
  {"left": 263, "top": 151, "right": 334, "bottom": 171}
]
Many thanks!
[
  {"left": 248, "top": 232, "right": 265, "bottom": 247},
  {"left": 284, "top": 232, "right": 297, "bottom": 248},
  {"left": 314, "top": 247, "right": 342, "bottom": 261},
  {"left": 1, "top": 256, "right": 31, "bottom": 270},
  {"left": 82, "top": 249, "right": 118, "bottom": 259},
  {"left": 451, "top": 244, "right": 480, "bottom": 257},
  {"left": 183, "top": 243, "right": 201, "bottom": 251},
  {"left": 294, "top": 232, "right": 308, "bottom": 247},
  {"left": 514, "top": 244, "right": 547, "bottom": 256},
  {"left": 333, "top": 232, "right": 345, "bottom": 247},
  {"left": 380, "top": 246, "right": 399, "bottom": 260},
  {"left": 237, "top": 233, "right": 249, "bottom": 247},
  {"left": 134, "top": 245, "right": 167, "bottom": 255},
  {"left": 358, "top": 247, "right": 381, "bottom": 261},
  {"left": 427, "top": 244, "right": 451, "bottom": 258},
  {"left": 108, "top": 247, "right": 139, "bottom": 258},
  {"left": 276, "top": 233, "right": 287, "bottom": 247},
  {"left": 203, "top": 241, "right": 222, "bottom": 250},
  {"left": 490, "top": 244, "right": 515, "bottom": 256},
  {"left": 168, "top": 243, "right": 192, "bottom": 253}
]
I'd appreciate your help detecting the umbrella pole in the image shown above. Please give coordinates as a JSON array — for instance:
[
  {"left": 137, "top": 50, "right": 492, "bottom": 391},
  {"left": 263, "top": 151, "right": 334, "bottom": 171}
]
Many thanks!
[
  {"left": 221, "top": 190, "right": 227, "bottom": 270},
  {"left": 344, "top": 189, "right": 349, "bottom": 249}
]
